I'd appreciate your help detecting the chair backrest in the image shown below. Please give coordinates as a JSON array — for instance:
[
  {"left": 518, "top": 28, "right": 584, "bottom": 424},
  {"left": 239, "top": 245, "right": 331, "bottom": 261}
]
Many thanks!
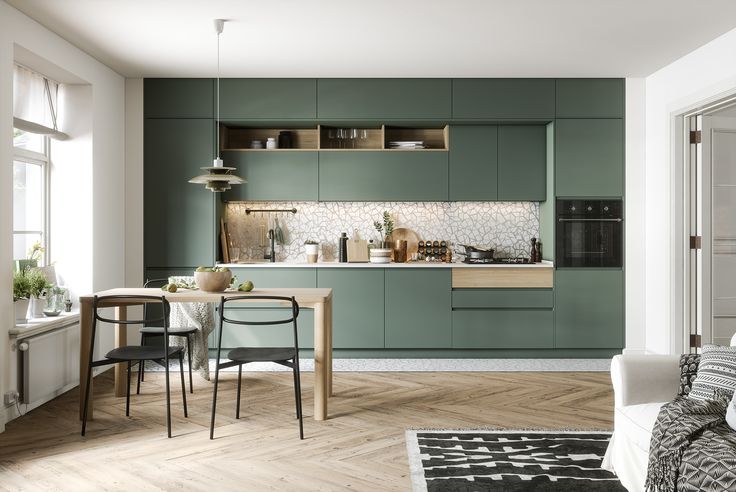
[{"left": 143, "top": 278, "right": 168, "bottom": 325}]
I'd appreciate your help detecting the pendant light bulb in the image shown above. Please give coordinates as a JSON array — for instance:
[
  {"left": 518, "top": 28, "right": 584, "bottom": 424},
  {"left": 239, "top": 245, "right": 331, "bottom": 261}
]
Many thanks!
[{"left": 214, "top": 19, "right": 224, "bottom": 35}]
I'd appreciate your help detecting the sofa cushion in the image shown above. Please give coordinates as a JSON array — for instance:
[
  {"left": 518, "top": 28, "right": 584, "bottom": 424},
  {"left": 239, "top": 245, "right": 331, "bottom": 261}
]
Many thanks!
[
  {"left": 689, "top": 344, "right": 736, "bottom": 401},
  {"left": 678, "top": 353, "right": 701, "bottom": 396},
  {"left": 615, "top": 402, "right": 665, "bottom": 453}
]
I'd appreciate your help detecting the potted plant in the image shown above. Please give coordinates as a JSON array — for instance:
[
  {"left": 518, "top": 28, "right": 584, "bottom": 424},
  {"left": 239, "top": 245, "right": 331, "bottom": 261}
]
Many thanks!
[
  {"left": 13, "top": 271, "right": 31, "bottom": 323},
  {"left": 304, "top": 240, "right": 319, "bottom": 263},
  {"left": 373, "top": 211, "right": 394, "bottom": 248},
  {"left": 14, "top": 241, "right": 44, "bottom": 274},
  {"left": 27, "top": 268, "right": 52, "bottom": 318}
]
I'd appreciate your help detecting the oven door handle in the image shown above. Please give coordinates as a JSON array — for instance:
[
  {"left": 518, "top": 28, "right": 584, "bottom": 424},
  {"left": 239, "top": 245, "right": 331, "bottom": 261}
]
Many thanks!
[{"left": 557, "top": 218, "right": 623, "bottom": 222}]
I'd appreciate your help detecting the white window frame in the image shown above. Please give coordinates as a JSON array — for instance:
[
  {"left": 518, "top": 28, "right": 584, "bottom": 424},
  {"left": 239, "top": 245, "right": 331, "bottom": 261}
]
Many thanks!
[{"left": 13, "top": 134, "right": 50, "bottom": 264}]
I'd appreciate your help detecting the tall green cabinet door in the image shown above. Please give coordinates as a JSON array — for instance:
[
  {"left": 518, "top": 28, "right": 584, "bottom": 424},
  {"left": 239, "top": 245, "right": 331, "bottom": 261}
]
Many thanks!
[
  {"left": 144, "top": 79, "right": 213, "bottom": 118},
  {"left": 555, "top": 119, "right": 624, "bottom": 197},
  {"left": 144, "top": 119, "right": 215, "bottom": 268},
  {"left": 317, "top": 79, "right": 452, "bottom": 119},
  {"left": 222, "top": 151, "right": 318, "bottom": 201},
  {"left": 319, "top": 151, "right": 449, "bottom": 201},
  {"left": 449, "top": 125, "right": 498, "bottom": 201},
  {"left": 219, "top": 79, "right": 317, "bottom": 119},
  {"left": 452, "top": 79, "right": 555, "bottom": 119},
  {"left": 385, "top": 269, "right": 451, "bottom": 348},
  {"left": 317, "top": 269, "right": 385, "bottom": 348},
  {"left": 498, "top": 125, "right": 547, "bottom": 201},
  {"left": 555, "top": 269, "right": 624, "bottom": 348},
  {"left": 556, "top": 79, "right": 625, "bottom": 118}
]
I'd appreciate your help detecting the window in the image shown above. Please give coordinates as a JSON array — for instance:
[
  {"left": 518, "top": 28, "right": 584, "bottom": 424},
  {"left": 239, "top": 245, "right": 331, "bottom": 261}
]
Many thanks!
[{"left": 13, "top": 128, "right": 49, "bottom": 263}]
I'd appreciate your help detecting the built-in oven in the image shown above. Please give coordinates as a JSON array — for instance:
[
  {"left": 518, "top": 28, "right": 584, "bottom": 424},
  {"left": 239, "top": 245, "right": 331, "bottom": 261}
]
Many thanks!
[{"left": 556, "top": 199, "right": 623, "bottom": 268}]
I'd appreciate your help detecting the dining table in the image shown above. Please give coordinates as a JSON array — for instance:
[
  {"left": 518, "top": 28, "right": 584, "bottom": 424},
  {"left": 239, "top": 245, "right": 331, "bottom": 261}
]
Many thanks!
[{"left": 78, "top": 287, "right": 333, "bottom": 421}]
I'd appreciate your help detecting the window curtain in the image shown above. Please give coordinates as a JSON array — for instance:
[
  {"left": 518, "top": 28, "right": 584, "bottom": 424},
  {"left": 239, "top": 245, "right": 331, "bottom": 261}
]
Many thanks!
[{"left": 13, "top": 64, "right": 65, "bottom": 137}]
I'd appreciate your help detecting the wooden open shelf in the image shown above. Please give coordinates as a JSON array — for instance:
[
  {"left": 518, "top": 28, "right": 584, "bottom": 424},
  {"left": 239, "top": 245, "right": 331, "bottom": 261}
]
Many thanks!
[
  {"left": 384, "top": 126, "right": 449, "bottom": 151},
  {"left": 221, "top": 126, "right": 319, "bottom": 150}
]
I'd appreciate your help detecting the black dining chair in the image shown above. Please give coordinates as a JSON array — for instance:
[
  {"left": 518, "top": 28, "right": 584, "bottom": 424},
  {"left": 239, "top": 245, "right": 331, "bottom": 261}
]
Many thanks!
[
  {"left": 137, "top": 278, "right": 198, "bottom": 394},
  {"left": 210, "top": 295, "right": 303, "bottom": 440},
  {"left": 81, "top": 295, "right": 188, "bottom": 438}
]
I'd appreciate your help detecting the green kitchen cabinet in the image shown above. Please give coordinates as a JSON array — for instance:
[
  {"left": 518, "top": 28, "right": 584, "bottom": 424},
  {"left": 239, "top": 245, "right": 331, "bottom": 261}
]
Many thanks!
[
  {"left": 317, "top": 269, "right": 385, "bottom": 348},
  {"left": 228, "top": 268, "right": 317, "bottom": 289},
  {"left": 556, "top": 79, "right": 625, "bottom": 118},
  {"left": 219, "top": 79, "right": 317, "bottom": 120},
  {"left": 317, "top": 79, "right": 451, "bottom": 119},
  {"left": 498, "top": 125, "right": 547, "bottom": 201},
  {"left": 144, "top": 79, "right": 213, "bottom": 119},
  {"left": 452, "top": 79, "right": 555, "bottom": 120},
  {"left": 144, "top": 119, "right": 215, "bottom": 268},
  {"left": 318, "top": 151, "right": 449, "bottom": 201},
  {"left": 385, "top": 269, "right": 451, "bottom": 348},
  {"left": 452, "top": 310, "right": 554, "bottom": 348},
  {"left": 555, "top": 269, "right": 624, "bottom": 349},
  {"left": 555, "top": 119, "right": 624, "bottom": 197},
  {"left": 222, "top": 151, "right": 318, "bottom": 201},
  {"left": 452, "top": 289, "right": 553, "bottom": 309},
  {"left": 449, "top": 125, "right": 498, "bottom": 201}
]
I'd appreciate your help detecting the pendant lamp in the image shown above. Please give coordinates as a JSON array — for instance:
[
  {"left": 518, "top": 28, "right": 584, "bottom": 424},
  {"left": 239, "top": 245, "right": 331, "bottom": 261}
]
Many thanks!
[{"left": 189, "top": 19, "right": 245, "bottom": 192}]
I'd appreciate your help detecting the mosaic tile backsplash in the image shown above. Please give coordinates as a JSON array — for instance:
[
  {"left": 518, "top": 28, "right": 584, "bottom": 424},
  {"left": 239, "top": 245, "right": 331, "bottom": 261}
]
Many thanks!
[{"left": 224, "top": 202, "right": 540, "bottom": 262}]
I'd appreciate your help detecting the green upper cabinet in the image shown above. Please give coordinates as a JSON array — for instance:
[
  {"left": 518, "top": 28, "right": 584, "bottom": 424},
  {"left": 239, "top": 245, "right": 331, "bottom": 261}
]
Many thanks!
[
  {"left": 144, "top": 119, "right": 215, "bottom": 267},
  {"left": 317, "top": 79, "right": 451, "bottom": 119},
  {"left": 555, "top": 118, "right": 624, "bottom": 197},
  {"left": 555, "top": 269, "right": 624, "bottom": 349},
  {"left": 556, "top": 79, "right": 625, "bottom": 118},
  {"left": 452, "top": 79, "right": 555, "bottom": 120},
  {"left": 144, "top": 79, "right": 213, "bottom": 119},
  {"left": 319, "top": 151, "right": 449, "bottom": 201},
  {"left": 449, "top": 125, "right": 498, "bottom": 201},
  {"left": 498, "top": 125, "right": 547, "bottom": 201},
  {"left": 317, "top": 269, "right": 385, "bottom": 349},
  {"left": 219, "top": 79, "right": 317, "bottom": 120},
  {"left": 385, "top": 269, "right": 452, "bottom": 348},
  {"left": 222, "top": 151, "right": 318, "bottom": 201}
]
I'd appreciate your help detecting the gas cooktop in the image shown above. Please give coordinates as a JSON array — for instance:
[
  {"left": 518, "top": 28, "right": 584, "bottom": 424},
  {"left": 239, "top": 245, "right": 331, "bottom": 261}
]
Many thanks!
[{"left": 462, "top": 257, "right": 531, "bottom": 264}]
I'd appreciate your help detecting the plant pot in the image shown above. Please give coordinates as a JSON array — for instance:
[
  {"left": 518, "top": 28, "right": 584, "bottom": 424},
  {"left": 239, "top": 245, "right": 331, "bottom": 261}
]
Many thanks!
[
  {"left": 370, "top": 248, "right": 393, "bottom": 264},
  {"left": 194, "top": 270, "right": 233, "bottom": 293},
  {"left": 29, "top": 296, "right": 45, "bottom": 318},
  {"left": 14, "top": 299, "right": 29, "bottom": 323},
  {"left": 305, "top": 244, "right": 319, "bottom": 263}
]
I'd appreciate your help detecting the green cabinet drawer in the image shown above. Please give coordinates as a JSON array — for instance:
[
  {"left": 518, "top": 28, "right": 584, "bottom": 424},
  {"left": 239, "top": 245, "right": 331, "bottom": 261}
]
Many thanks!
[
  {"left": 228, "top": 268, "right": 316, "bottom": 289},
  {"left": 317, "top": 269, "right": 384, "bottom": 349},
  {"left": 385, "top": 269, "right": 451, "bottom": 348},
  {"left": 555, "top": 119, "right": 624, "bottom": 197},
  {"left": 219, "top": 307, "right": 314, "bottom": 349},
  {"left": 319, "top": 151, "right": 449, "bottom": 201},
  {"left": 556, "top": 79, "right": 625, "bottom": 118},
  {"left": 498, "top": 125, "right": 547, "bottom": 201},
  {"left": 144, "top": 79, "right": 213, "bottom": 118},
  {"left": 219, "top": 79, "right": 317, "bottom": 119},
  {"left": 222, "top": 151, "right": 318, "bottom": 201},
  {"left": 317, "top": 79, "right": 451, "bottom": 119},
  {"left": 452, "top": 289, "right": 553, "bottom": 308},
  {"left": 449, "top": 125, "right": 498, "bottom": 201},
  {"left": 452, "top": 310, "right": 553, "bottom": 348},
  {"left": 452, "top": 79, "right": 555, "bottom": 119},
  {"left": 555, "top": 269, "right": 624, "bottom": 349},
  {"left": 144, "top": 119, "right": 215, "bottom": 268}
]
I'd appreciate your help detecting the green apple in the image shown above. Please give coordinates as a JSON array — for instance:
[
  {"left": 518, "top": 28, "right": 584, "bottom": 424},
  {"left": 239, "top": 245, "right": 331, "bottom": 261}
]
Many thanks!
[
  {"left": 195, "top": 266, "right": 208, "bottom": 272},
  {"left": 167, "top": 284, "right": 178, "bottom": 293},
  {"left": 238, "top": 280, "right": 254, "bottom": 292}
]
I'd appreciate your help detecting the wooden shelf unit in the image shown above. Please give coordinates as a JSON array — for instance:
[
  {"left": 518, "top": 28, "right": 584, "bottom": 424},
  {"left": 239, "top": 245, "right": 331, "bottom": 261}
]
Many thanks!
[
  {"left": 384, "top": 126, "right": 449, "bottom": 151},
  {"left": 221, "top": 126, "right": 319, "bottom": 151}
]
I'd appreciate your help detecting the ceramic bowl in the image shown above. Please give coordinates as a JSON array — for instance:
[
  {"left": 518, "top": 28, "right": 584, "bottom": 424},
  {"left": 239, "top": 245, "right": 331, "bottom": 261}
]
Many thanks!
[{"left": 194, "top": 270, "right": 232, "bottom": 292}]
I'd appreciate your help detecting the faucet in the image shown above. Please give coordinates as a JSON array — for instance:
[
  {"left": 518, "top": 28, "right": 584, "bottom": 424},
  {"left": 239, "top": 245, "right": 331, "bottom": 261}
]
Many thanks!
[{"left": 264, "top": 229, "right": 276, "bottom": 262}]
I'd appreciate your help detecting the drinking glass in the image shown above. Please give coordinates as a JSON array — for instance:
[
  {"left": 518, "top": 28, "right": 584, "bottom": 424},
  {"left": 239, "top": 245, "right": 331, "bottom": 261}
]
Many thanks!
[
  {"left": 327, "top": 129, "right": 336, "bottom": 149},
  {"left": 350, "top": 128, "right": 358, "bottom": 149}
]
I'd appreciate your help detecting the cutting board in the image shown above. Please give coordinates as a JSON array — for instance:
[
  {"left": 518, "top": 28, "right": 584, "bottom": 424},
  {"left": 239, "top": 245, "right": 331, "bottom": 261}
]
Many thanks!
[
  {"left": 347, "top": 239, "right": 369, "bottom": 262},
  {"left": 389, "top": 227, "right": 420, "bottom": 260}
]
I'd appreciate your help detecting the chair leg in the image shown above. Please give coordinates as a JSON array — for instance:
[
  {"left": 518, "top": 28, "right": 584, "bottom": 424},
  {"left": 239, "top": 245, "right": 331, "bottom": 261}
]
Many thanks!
[
  {"left": 136, "top": 360, "right": 143, "bottom": 395},
  {"left": 81, "top": 362, "right": 94, "bottom": 436},
  {"left": 294, "top": 359, "right": 304, "bottom": 440},
  {"left": 140, "top": 334, "right": 147, "bottom": 382},
  {"left": 209, "top": 364, "right": 221, "bottom": 440},
  {"left": 179, "top": 352, "right": 188, "bottom": 418},
  {"left": 165, "top": 358, "right": 172, "bottom": 438},
  {"left": 186, "top": 334, "right": 194, "bottom": 394},
  {"left": 126, "top": 361, "right": 132, "bottom": 417},
  {"left": 292, "top": 365, "right": 300, "bottom": 419},
  {"left": 236, "top": 365, "right": 242, "bottom": 419}
]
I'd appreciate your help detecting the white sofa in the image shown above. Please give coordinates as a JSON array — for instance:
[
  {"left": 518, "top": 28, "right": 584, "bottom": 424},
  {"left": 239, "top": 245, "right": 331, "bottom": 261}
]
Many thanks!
[{"left": 602, "top": 354, "right": 681, "bottom": 492}]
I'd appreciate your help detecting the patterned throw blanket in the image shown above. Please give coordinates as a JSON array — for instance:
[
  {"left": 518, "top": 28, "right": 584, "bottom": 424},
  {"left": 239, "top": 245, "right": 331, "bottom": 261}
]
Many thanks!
[{"left": 645, "top": 396, "right": 736, "bottom": 492}]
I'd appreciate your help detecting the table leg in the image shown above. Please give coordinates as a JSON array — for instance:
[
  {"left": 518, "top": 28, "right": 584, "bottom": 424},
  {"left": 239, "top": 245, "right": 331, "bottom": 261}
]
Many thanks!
[
  {"left": 114, "top": 306, "right": 128, "bottom": 397},
  {"left": 326, "top": 296, "right": 333, "bottom": 397},
  {"left": 313, "top": 301, "right": 327, "bottom": 421},
  {"left": 79, "top": 301, "right": 94, "bottom": 420}
]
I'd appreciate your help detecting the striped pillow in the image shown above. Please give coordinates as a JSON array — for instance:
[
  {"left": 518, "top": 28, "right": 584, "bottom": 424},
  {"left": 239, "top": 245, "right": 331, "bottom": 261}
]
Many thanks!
[{"left": 689, "top": 345, "right": 736, "bottom": 401}]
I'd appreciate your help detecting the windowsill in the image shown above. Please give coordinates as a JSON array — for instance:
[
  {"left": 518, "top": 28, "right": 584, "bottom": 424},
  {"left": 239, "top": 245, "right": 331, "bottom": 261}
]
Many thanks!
[{"left": 9, "top": 310, "right": 80, "bottom": 338}]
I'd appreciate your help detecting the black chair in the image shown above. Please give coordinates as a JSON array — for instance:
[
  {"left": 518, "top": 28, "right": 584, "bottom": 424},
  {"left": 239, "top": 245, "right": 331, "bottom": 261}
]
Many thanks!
[
  {"left": 81, "top": 295, "right": 188, "bottom": 438},
  {"left": 137, "top": 278, "right": 198, "bottom": 394},
  {"left": 210, "top": 295, "right": 303, "bottom": 440}
]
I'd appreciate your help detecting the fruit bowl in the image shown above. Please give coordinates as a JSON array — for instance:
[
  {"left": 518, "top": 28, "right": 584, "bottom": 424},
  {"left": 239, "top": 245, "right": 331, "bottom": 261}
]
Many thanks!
[{"left": 194, "top": 269, "right": 232, "bottom": 292}]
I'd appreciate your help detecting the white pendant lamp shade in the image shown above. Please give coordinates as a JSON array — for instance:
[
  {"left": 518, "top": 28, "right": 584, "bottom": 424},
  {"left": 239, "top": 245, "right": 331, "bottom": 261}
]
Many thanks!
[{"left": 189, "top": 20, "right": 245, "bottom": 192}]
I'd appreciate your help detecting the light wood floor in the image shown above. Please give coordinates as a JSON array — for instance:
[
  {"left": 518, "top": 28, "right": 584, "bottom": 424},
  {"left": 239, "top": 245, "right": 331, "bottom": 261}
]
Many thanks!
[{"left": 0, "top": 370, "right": 613, "bottom": 491}]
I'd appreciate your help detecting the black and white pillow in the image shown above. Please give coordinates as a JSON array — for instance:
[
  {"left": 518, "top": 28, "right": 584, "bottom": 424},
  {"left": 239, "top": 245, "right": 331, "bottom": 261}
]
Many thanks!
[
  {"left": 689, "top": 345, "right": 736, "bottom": 401},
  {"left": 678, "top": 353, "right": 701, "bottom": 396}
]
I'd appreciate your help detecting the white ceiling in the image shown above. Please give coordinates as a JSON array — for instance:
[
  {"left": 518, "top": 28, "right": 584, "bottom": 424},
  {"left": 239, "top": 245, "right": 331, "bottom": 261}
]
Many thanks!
[{"left": 7, "top": 0, "right": 736, "bottom": 78}]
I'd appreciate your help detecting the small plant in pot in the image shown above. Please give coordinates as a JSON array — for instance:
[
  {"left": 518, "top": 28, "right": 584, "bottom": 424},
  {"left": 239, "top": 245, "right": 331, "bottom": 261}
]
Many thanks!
[
  {"left": 304, "top": 240, "right": 319, "bottom": 264},
  {"left": 13, "top": 271, "right": 31, "bottom": 323},
  {"left": 371, "top": 211, "right": 394, "bottom": 263},
  {"left": 27, "top": 269, "right": 52, "bottom": 318}
]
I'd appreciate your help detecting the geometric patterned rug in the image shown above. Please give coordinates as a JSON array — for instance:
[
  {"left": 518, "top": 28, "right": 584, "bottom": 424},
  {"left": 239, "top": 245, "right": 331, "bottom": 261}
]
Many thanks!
[{"left": 406, "top": 430, "right": 626, "bottom": 491}]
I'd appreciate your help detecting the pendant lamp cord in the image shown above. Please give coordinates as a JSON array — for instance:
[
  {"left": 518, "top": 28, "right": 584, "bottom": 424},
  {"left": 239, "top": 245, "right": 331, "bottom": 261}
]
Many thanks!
[{"left": 216, "top": 28, "right": 220, "bottom": 160}]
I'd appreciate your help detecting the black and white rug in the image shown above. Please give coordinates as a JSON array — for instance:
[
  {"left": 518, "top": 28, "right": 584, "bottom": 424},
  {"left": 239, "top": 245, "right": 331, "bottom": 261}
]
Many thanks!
[{"left": 406, "top": 430, "right": 625, "bottom": 491}]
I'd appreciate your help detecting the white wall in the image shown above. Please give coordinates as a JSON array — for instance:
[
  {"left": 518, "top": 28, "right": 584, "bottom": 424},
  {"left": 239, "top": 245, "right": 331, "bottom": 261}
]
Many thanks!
[
  {"left": 0, "top": 0, "right": 125, "bottom": 430},
  {"left": 645, "top": 27, "right": 736, "bottom": 354}
]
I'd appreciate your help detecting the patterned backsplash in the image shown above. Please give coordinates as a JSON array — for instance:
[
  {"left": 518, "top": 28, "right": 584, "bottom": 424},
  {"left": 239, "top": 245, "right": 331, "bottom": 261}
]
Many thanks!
[{"left": 224, "top": 201, "right": 540, "bottom": 262}]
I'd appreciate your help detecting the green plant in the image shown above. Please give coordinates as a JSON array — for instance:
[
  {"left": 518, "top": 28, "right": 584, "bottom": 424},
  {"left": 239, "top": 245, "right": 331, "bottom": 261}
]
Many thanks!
[
  {"left": 304, "top": 239, "right": 319, "bottom": 245},
  {"left": 27, "top": 241, "right": 45, "bottom": 263},
  {"left": 26, "top": 269, "right": 51, "bottom": 298},
  {"left": 13, "top": 271, "right": 31, "bottom": 301},
  {"left": 373, "top": 211, "right": 394, "bottom": 244}
]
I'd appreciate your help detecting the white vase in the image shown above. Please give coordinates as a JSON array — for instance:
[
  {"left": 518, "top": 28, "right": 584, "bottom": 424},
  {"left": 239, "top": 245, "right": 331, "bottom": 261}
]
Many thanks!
[
  {"left": 305, "top": 244, "right": 319, "bottom": 263},
  {"left": 14, "top": 299, "right": 29, "bottom": 323},
  {"left": 29, "top": 296, "right": 45, "bottom": 318}
]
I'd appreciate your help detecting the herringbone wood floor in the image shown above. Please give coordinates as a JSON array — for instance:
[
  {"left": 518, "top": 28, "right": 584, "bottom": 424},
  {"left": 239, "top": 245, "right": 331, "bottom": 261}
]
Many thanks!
[{"left": 0, "top": 370, "right": 613, "bottom": 491}]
